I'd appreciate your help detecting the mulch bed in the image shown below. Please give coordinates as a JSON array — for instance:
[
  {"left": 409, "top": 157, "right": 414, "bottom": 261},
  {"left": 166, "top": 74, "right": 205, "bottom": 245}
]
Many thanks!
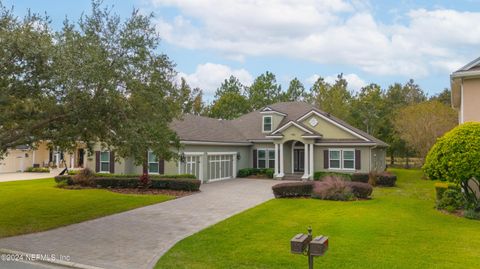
[{"left": 107, "top": 188, "right": 198, "bottom": 198}]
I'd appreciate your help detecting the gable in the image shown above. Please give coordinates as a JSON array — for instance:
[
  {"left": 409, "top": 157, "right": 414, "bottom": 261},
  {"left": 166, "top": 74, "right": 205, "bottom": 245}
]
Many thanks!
[
  {"left": 279, "top": 125, "right": 310, "bottom": 143},
  {"left": 301, "top": 114, "right": 357, "bottom": 139}
]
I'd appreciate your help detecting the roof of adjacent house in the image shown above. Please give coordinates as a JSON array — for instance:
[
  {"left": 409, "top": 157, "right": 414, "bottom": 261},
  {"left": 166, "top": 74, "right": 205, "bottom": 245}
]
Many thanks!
[
  {"left": 450, "top": 56, "right": 480, "bottom": 108},
  {"left": 170, "top": 101, "right": 388, "bottom": 147}
]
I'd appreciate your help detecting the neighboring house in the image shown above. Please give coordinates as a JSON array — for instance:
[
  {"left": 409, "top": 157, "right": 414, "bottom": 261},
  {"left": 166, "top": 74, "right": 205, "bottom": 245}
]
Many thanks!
[
  {"left": 85, "top": 102, "right": 387, "bottom": 183},
  {"left": 451, "top": 57, "right": 480, "bottom": 123},
  {"left": 0, "top": 141, "right": 86, "bottom": 173}
]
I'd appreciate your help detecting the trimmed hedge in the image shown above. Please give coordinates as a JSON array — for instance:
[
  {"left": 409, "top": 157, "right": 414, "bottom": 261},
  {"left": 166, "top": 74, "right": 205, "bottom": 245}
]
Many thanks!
[
  {"left": 313, "top": 171, "right": 351, "bottom": 181},
  {"left": 93, "top": 173, "right": 196, "bottom": 179},
  {"left": 348, "top": 181, "right": 373, "bottom": 199},
  {"left": 351, "top": 173, "right": 369, "bottom": 183},
  {"left": 434, "top": 182, "right": 460, "bottom": 201},
  {"left": 54, "top": 175, "right": 200, "bottom": 191},
  {"left": 237, "top": 168, "right": 274, "bottom": 179},
  {"left": 375, "top": 172, "right": 397, "bottom": 187},
  {"left": 25, "top": 167, "right": 50, "bottom": 173},
  {"left": 272, "top": 182, "right": 314, "bottom": 198}
]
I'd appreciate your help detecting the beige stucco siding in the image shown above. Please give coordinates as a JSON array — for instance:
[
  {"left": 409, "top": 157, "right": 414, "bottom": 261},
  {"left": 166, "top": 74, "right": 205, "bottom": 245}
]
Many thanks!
[
  {"left": 462, "top": 78, "right": 480, "bottom": 122},
  {"left": 371, "top": 147, "right": 386, "bottom": 172},
  {"left": 302, "top": 115, "right": 357, "bottom": 139}
]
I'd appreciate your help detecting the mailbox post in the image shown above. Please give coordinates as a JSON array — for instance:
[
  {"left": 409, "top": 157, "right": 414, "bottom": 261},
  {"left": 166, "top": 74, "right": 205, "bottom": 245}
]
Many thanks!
[{"left": 290, "top": 227, "right": 329, "bottom": 269}]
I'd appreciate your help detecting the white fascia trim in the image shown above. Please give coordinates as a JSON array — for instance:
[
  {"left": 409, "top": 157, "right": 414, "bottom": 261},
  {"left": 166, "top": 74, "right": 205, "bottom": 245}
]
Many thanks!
[
  {"left": 181, "top": 141, "right": 252, "bottom": 146},
  {"left": 261, "top": 107, "right": 273, "bottom": 111},
  {"left": 271, "top": 121, "right": 313, "bottom": 135},
  {"left": 302, "top": 135, "right": 322, "bottom": 138},
  {"left": 315, "top": 143, "right": 376, "bottom": 146},
  {"left": 262, "top": 115, "right": 273, "bottom": 133},
  {"left": 451, "top": 70, "right": 480, "bottom": 79},
  {"left": 265, "top": 136, "right": 283, "bottom": 139},
  {"left": 297, "top": 110, "right": 370, "bottom": 141},
  {"left": 248, "top": 139, "right": 274, "bottom": 142},
  {"left": 183, "top": 152, "right": 204, "bottom": 156},
  {"left": 207, "top": 152, "right": 237, "bottom": 156},
  {"left": 260, "top": 110, "right": 287, "bottom": 116},
  {"left": 458, "top": 57, "right": 480, "bottom": 71}
]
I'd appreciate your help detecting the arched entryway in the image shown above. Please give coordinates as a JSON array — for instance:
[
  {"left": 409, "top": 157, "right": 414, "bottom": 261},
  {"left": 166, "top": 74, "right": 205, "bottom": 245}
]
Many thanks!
[{"left": 292, "top": 141, "right": 305, "bottom": 173}]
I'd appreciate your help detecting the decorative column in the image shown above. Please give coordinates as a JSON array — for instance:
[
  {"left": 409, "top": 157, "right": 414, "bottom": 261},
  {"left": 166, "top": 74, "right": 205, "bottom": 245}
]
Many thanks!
[
  {"left": 199, "top": 155, "right": 204, "bottom": 183},
  {"left": 232, "top": 153, "right": 237, "bottom": 180},
  {"left": 302, "top": 143, "right": 309, "bottom": 179},
  {"left": 32, "top": 150, "right": 36, "bottom": 167},
  {"left": 279, "top": 143, "right": 284, "bottom": 177},
  {"left": 274, "top": 143, "right": 279, "bottom": 177},
  {"left": 309, "top": 144, "right": 314, "bottom": 179}
]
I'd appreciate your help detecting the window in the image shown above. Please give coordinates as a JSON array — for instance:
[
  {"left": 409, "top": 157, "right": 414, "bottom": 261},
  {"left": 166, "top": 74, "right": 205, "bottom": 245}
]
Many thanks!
[
  {"left": 329, "top": 150, "right": 341, "bottom": 169},
  {"left": 257, "top": 149, "right": 276, "bottom": 169},
  {"left": 329, "top": 149, "right": 355, "bottom": 170},
  {"left": 343, "top": 150, "right": 355, "bottom": 169},
  {"left": 148, "top": 151, "right": 159, "bottom": 173},
  {"left": 258, "top": 150, "right": 266, "bottom": 168},
  {"left": 263, "top": 116, "right": 272, "bottom": 132},
  {"left": 100, "top": 151, "right": 110, "bottom": 172},
  {"left": 268, "top": 150, "right": 276, "bottom": 169}
]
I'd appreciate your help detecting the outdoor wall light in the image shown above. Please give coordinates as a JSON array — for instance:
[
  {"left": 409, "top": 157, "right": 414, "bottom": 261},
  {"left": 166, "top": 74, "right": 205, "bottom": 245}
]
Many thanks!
[
  {"left": 237, "top": 152, "right": 241, "bottom": 160},
  {"left": 180, "top": 152, "right": 186, "bottom": 163}
]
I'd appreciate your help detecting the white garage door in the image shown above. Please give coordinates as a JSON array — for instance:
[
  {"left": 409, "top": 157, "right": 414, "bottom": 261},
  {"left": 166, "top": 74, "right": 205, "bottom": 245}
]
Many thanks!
[{"left": 207, "top": 153, "right": 236, "bottom": 182}]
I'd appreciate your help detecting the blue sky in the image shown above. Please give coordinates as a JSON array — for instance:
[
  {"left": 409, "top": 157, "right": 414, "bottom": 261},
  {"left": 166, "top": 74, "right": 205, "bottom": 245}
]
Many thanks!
[{"left": 6, "top": 0, "right": 480, "bottom": 100}]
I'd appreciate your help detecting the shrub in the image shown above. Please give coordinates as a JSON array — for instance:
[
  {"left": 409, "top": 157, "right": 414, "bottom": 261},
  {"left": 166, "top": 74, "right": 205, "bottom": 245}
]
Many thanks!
[
  {"left": 423, "top": 122, "right": 480, "bottom": 209},
  {"left": 436, "top": 188, "right": 465, "bottom": 212},
  {"left": 93, "top": 177, "right": 138, "bottom": 188},
  {"left": 434, "top": 182, "right": 459, "bottom": 201},
  {"left": 312, "top": 176, "right": 353, "bottom": 201},
  {"left": 348, "top": 181, "right": 373, "bottom": 199},
  {"left": 25, "top": 167, "right": 50, "bottom": 173},
  {"left": 138, "top": 174, "right": 151, "bottom": 188},
  {"left": 464, "top": 209, "right": 480, "bottom": 220},
  {"left": 313, "top": 171, "right": 351, "bottom": 181},
  {"left": 272, "top": 182, "right": 313, "bottom": 198},
  {"left": 54, "top": 175, "right": 73, "bottom": 185},
  {"left": 153, "top": 178, "right": 201, "bottom": 191},
  {"left": 91, "top": 177, "right": 201, "bottom": 191},
  {"left": 72, "top": 168, "right": 95, "bottom": 187},
  {"left": 237, "top": 168, "right": 273, "bottom": 178},
  {"left": 351, "top": 173, "right": 369, "bottom": 183},
  {"left": 56, "top": 180, "right": 69, "bottom": 188},
  {"left": 374, "top": 172, "right": 397, "bottom": 187},
  {"left": 93, "top": 173, "right": 196, "bottom": 179}
]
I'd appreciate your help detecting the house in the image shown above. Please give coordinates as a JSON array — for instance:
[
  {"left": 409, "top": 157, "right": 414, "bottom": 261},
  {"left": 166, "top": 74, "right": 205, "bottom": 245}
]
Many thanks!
[
  {"left": 84, "top": 102, "right": 387, "bottom": 183},
  {"left": 0, "top": 141, "right": 86, "bottom": 173},
  {"left": 451, "top": 57, "right": 480, "bottom": 123}
]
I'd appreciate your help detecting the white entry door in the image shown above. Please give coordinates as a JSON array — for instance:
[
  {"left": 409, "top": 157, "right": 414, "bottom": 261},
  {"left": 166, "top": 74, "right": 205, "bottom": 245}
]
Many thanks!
[{"left": 207, "top": 154, "right": 235, "bottom": 182}]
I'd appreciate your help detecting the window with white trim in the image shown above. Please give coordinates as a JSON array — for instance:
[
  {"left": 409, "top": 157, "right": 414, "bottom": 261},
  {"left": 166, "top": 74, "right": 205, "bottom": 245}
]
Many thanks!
[
  {"left": 257, "top": 149, "right": 275, "bottom": 169},
  {"left": 148, "top": 151, "right": 159, "bottom": 173},
  {"left": 343, "top": 150, "right": 355, "bottom": 169},
  {"left": 100, "top": 151, "right": 110, "bottom": 172},
  {"left": 329, "top": 150, "right": 341, "bottom": 169},
  {"left": 263, "top": 116, "right": 272, "bottom": 132},
  {"left": 329, "top": 149, "right": 355, "bottom": 170}
]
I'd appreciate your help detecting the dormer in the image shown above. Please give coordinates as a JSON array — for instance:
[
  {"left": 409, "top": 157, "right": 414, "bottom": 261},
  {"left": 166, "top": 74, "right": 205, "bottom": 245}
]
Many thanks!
[{"left": 260, "top": 106, "right": 286, "bottom": 133}]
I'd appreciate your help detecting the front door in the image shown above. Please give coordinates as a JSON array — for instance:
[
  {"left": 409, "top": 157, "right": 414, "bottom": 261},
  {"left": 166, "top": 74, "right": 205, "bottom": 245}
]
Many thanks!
[{"left": 294, "top": 149, "right": 304, "bottom": 172}]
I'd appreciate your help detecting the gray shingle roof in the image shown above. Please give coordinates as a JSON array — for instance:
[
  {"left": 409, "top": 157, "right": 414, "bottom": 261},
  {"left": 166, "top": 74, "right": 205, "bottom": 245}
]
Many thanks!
[{"left": 171, "top": 101, "right": 388, "bottom": 147}]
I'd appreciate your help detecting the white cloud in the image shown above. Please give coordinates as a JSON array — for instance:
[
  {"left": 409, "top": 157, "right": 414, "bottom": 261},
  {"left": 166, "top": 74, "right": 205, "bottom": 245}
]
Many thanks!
[
  {"left": 151, "top": 0, "right": 480, "bottom": 77},
  {"left": 308, "top": 73, "right": 367, "bottom": 92},
  {"left": 177, "top": 63, "right": 253, "bottom": 97}
]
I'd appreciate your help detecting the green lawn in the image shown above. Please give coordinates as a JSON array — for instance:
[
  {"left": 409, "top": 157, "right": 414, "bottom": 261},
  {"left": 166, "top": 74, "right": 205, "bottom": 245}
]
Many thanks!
[
  {"left": 156, "top": 169, "right": 480, "bottom": 269},
  {"left": 0, "top": 178, "right": 174, "bottom": 238}
]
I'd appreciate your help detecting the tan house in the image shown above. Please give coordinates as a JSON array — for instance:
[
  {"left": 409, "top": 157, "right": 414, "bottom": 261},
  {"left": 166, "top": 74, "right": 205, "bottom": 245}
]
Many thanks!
[
  {"left": 0, "top": 141, "right": 86, "bottom": 173},
  {"left": 85, "top": 102, "right": 387, "bottom": 183},
  {"left": 451, "top": 57, "right": 480, "bottom": 123}
]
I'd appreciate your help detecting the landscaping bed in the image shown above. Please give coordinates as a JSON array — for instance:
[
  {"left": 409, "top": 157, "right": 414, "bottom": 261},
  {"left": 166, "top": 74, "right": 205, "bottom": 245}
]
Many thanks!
[{"left": 107, "top": 188, "right": 196, "bottom": 197}]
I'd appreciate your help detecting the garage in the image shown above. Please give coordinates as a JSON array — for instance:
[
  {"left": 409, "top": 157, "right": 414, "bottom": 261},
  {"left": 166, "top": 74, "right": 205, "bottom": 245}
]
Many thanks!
[{"left": 207, "top": 152, "right": 237, "bottom": 182}]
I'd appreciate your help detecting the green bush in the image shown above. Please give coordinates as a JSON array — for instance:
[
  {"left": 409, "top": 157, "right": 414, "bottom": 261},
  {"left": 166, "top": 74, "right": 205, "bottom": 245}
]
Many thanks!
[
  {"left": 237, "top": 168, "right": 273, "bottom": 178},
  {"left": 54, "top": 175, "right": 73, "bottom": 185},
  {"left": 93, "top": 177, "right": 201, "bottom": 191},
  {"left": 436, "top": 188, "right": 465, "bottom": 212},
  {"left": 94, "top": 173, "right": 196, "bottom": 179},
  {"left": 375, "top": 172, "right": 397, "bottom": 187},
  {"left": 272, "top": 182, "right": 313, "bottom": 198},
  {"left": 25, "top": 167, "right": 50, "bottom": 173},
  {"left": 434, "top": 182, "right": 460, "bottom": 201},
  {"left": 313, "top": 171, "right": 351, "bottom": 181},
  {"left": 423, "top": 122, "right": 480, "bottom": 209},
  {"left": 464, "top": 209, "right": 480, "bottom": 220},
  {"left": 351, "top": 173, "right": 369, "bottom": 183}
]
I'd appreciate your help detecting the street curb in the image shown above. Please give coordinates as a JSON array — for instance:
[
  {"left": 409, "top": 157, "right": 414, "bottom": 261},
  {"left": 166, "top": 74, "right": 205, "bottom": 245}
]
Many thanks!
[{"left": 0, "top": 248, "right": 104, "bottom": 269}]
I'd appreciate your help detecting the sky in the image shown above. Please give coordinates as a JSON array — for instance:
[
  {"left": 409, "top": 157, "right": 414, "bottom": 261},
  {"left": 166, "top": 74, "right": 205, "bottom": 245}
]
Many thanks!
[{"left": 6, "top": 0, "right": 480, "bottom": 101}]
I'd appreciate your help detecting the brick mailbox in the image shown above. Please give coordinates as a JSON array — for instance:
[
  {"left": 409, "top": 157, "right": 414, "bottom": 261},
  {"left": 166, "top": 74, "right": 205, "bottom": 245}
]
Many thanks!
[
  {"left": 309, "top": 236, "right": 329, "bottom": 257},
  {"left": 290, "top": 233, "right": 312, "bottom": 254}
]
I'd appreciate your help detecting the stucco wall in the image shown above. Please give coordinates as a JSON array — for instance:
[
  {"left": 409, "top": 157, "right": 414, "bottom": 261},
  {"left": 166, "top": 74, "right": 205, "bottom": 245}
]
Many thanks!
[
  {"left": 462, "top": 78, "right": 480, "bottom": 122},
  {"left": 302, "top": 115, "right": 357, "bottom": 139},
  {"left": 313, "top": 146, "right": 372, "bottom": 174}
]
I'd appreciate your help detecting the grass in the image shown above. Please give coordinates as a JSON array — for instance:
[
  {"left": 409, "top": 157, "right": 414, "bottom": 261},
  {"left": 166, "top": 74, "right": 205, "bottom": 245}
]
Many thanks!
[
  {"left": 0, "top": 178, "right": 174, "bottom": 238},
  {"left": 156, "top": 169, "right": 480, "bottom": 269}
]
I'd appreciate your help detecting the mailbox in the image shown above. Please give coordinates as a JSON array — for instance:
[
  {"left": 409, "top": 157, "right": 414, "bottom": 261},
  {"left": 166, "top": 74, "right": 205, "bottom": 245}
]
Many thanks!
[
  {"left": 309, "top": 235, "right": 329, "bottom": 256},
  {"left": 290, "top": 233, "right": 311, "bottom": 254}
]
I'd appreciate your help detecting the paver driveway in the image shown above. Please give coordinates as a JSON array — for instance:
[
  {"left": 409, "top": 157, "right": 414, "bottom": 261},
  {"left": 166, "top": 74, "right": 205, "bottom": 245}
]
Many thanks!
[{"left": 0, "top": 178, "right": 279, "bottom": 269}]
